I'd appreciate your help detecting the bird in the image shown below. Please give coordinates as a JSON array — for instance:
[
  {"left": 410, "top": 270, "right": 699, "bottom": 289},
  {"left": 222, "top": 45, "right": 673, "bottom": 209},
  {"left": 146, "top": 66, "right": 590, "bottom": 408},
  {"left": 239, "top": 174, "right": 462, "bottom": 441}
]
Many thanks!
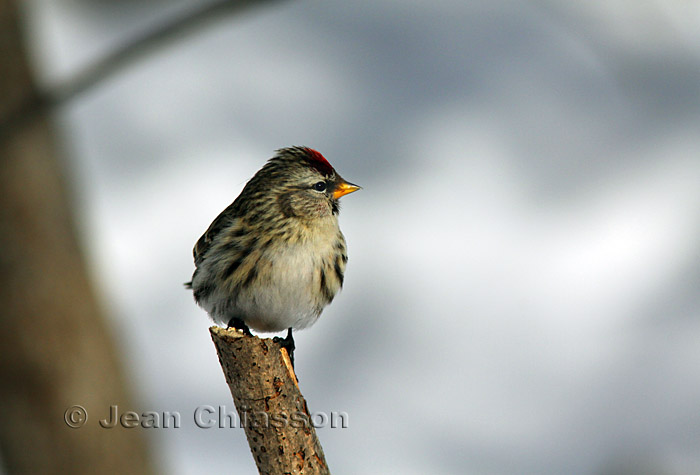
[{"left": 186, "top": 146, "right": 360, "bottom": 365}]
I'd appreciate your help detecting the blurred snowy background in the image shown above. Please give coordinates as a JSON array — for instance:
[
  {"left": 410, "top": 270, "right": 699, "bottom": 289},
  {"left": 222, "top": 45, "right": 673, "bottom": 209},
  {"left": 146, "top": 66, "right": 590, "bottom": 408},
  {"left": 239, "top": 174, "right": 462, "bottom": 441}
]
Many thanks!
[{"left": 18, "top": 0, "right": 700, "bottom": 473}]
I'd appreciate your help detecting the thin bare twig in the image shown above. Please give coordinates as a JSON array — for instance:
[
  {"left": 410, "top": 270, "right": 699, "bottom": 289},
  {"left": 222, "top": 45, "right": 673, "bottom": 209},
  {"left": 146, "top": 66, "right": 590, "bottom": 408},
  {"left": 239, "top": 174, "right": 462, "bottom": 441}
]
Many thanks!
[{"left": 1, "top": 0, "right": 280, "bottom": 140}]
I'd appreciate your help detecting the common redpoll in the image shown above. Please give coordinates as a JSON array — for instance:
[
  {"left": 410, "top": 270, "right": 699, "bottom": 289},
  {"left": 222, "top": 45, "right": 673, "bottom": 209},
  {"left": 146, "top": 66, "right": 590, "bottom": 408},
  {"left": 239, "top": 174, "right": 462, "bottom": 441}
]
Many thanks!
[{"left": 186, "top": 147, "right": 359, "bottom": 360}]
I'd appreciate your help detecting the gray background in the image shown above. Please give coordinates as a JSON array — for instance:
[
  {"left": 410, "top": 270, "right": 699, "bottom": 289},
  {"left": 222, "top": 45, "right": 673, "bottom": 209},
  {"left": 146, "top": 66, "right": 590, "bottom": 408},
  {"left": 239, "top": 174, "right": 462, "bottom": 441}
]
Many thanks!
[{"left": 21, "top": 1, "right": 700, "bottom": 473}]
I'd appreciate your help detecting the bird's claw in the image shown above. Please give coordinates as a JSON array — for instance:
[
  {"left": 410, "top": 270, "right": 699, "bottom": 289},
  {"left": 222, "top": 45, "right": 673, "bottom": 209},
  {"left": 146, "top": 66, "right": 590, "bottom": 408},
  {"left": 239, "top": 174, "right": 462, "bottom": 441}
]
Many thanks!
[
  {"left": 227, "top": 317, "right": 252, "bottom": 336},
  {"left": 273, "top": 328, "right": 295, "bottom": 369}
]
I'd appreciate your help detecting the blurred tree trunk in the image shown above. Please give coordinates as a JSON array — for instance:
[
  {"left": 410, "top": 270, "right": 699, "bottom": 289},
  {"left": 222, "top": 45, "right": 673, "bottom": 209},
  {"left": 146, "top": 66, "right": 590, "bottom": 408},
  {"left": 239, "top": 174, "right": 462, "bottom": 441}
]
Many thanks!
[{"left": 0, "top": 1, "right": 153, "bottom": 473}]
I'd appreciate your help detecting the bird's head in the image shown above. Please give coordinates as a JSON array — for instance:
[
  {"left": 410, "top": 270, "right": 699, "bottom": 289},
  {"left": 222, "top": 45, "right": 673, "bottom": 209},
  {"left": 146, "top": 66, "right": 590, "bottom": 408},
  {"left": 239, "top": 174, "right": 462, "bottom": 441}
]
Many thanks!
[{"left": 254, "top": 146, "right": 360, "bottom": 220}]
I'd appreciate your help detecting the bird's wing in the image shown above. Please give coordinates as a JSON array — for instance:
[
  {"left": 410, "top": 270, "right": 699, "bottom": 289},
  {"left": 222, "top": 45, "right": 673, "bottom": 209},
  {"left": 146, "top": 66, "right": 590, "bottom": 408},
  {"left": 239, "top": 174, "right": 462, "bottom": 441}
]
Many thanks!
[{"left": 192, "top": 200, "right": 240, "bottom": 266}]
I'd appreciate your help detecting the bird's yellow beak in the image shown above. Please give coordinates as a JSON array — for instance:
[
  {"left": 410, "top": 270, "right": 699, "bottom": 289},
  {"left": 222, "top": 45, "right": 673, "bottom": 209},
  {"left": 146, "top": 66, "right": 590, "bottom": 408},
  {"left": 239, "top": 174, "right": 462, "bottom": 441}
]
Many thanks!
[{"left": 333, "top": 180, "right": 361, "bottom": 199}]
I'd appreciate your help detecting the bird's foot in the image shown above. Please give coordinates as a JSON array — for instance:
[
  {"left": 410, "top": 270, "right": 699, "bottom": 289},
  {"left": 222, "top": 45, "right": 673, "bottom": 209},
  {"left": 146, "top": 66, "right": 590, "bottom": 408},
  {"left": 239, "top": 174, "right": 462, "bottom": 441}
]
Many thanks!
[
  {"left": 227, "top": 317, "right": 252, "bottom": 336},
  {"left": 273, "top": 328, "right": 295, "bottom": 369}
]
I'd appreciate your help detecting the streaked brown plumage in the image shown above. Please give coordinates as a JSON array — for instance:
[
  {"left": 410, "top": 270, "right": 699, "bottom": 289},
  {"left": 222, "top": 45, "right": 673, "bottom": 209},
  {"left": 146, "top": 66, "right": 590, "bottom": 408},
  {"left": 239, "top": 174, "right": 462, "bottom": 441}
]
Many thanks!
[{"left": 187, "top": 147, "right": 359, "bottom": 348}]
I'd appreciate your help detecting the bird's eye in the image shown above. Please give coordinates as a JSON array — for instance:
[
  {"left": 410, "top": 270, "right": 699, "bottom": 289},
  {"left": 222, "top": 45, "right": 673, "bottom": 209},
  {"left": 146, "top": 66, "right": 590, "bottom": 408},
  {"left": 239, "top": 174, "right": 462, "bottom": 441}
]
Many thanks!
[{"left": 313, "top": 181, "right": 327, "bottom": 192}]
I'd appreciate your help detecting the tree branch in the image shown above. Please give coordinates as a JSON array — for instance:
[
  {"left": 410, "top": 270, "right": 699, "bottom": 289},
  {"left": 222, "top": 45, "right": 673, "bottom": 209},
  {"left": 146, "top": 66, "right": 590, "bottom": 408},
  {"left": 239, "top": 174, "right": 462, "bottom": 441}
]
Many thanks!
[
  {"left": 1, "top": 0, "right": 281, "bottom": 140},
  {"left": 210, "top": 326, "right": 330, "bottom": 475}
]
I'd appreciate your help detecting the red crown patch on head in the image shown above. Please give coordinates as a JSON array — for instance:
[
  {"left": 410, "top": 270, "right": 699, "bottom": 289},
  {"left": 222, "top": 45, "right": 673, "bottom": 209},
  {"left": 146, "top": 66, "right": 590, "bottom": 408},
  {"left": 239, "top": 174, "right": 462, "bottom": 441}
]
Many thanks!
[{"left": 304, "top": 147, "right": 335, "bottom": 176}]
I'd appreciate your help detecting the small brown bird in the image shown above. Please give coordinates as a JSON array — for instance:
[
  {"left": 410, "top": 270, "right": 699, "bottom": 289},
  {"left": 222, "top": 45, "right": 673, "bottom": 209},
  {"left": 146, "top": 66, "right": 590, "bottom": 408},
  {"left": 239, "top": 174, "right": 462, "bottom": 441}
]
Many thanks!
[{"left": 187, "top": 147, "right": 359, "bottom": 361}]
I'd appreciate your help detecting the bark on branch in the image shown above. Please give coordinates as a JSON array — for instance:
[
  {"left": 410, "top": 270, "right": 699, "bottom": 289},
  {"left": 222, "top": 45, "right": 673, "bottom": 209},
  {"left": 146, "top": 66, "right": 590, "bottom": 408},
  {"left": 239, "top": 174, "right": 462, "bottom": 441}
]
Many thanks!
[{"left": 209, "top": 326, "right": 330, "bottom": 475}]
